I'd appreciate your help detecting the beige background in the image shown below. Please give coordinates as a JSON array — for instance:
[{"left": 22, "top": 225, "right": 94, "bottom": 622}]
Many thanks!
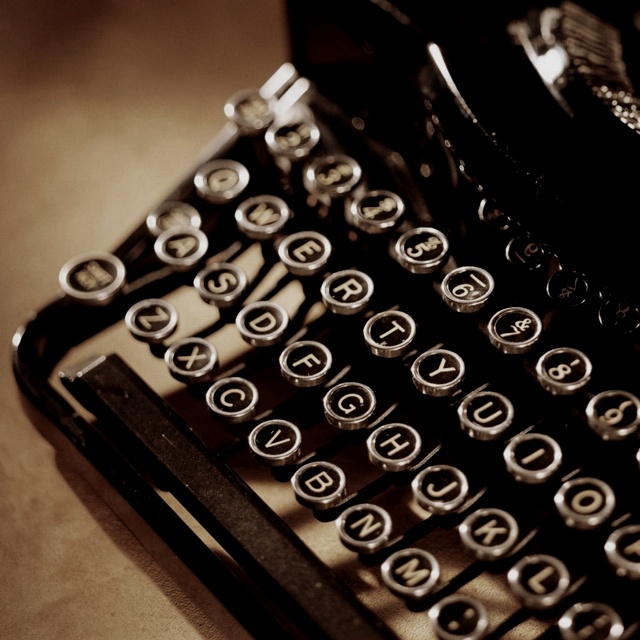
[{"left": 1, "top": 2, "right": 287, "bottom": 638}]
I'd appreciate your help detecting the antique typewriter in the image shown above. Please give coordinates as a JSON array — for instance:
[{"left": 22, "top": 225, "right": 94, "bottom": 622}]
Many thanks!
[{"left": 13, "top": 1, "right": 640, "bottom": 638}]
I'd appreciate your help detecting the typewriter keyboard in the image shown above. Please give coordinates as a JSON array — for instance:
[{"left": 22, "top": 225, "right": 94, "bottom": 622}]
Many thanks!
[{"left": 42, "top": 64, "right": 640, "bottom": 639}]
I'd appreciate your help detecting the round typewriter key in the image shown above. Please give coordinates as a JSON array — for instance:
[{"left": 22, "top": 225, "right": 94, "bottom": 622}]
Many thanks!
[
  {"left": 559, "top": 602, "right": 624, "bottom": 640},
  {"left": 320, "top": 269, "right": 374, "bottom": 315},
  {"left": 478, "top": 197, "right": 512, "bottom": 232},
  {"left": 507, "top": 554, "right": 571, "bottom": 610},
  {"left": 487, "top": 307, "right": 542, "bottom": 354},
  {"left": 194, "top": 262, "right": 248, "bottom": 308},
  {"left": 554, "top": 477, "right": 616, "bottom": 530},
  {"left": 303, "top": 154, "right": 362, "bottom": 198},
  {"left": 395, "top": 227, "right": 450, "bottom": 274},
  {"left": 336, "top": 504, "right": 393, "bottom": 554},
  {"left": 459, "top": 507, "right": 519, "bottom": 561},
  {"left": 348, "top": 190, "right": 405, "bottom": 234},
  {"left": 458, "top": 390, "right": 514, "bottom": 440},
  {"left": 428, "top": 594, "right": 489, "bottom": 640},
  {"left": 278, "top": 230, "right": 332, "bottom": 276},
  {"left": 279, "top": 340, "right": 332, "bottom": 387},
  {"left": 59, "top": 252, "right": 126, "bottom": 305},
  {"left": 265, "top": 119, "right": 320, "bottom": 160},
  {"left": 323, "top": 382, "right": 376, "bottom": 430},
  {"left": 441, "top": 266, "right": 494, "bottom": 313},
  {"left": 248, "top": 419, "right": 302, "bottom": 466},
  {"left": 547, "top": 269, "right": 589, "bottom": 307},
  {"left": 503, "top": 433, "right": 563, "bottom": 484},
  {"left": 235, "top": 195, "right": 291, "bottom": 240},
  {"left": 381, "top": 548, "right": 440, "bottom": 600},
  {"left": 224, "top": 89, "right": 274, "bottom": 132},
  {"left": 411, "top": 349, "right": 465, "bottom": 397},
  {"left": 291, "top": 461, "right": 347, "bottom": 509},
  {"left": 236, "top": 301, "right": 289, "bottom": 347},
  {"left": 154, "top": 226, "right": 208, "bottom": 271},
  {"left": 146, "top": 201, "right": 201, "bottom": 237},
  {"left": 205, "top": 376, "right": 259, "bottom": 423},
  {"left": 599, "top": 296, "right": 640, "bottom": 334},
  {"left": 194, "top": 159, "right": 250, "bottom": 204},
  {"left": 506, "top": 236, "right": 547, "bottom": 271},
  {"left": 164, "top": 337, "right": 218, "bottom": 384},
  {"left": 412, "top": 464, "right": 469, "bottom": 515},
  {"left": 535, "top": 347, "right": 592, "bottom": 395},
  {"left": 586, "top": 390, "right": 640, "bottom": 440},
  {"left": 363, "top": 310, "right": 417, "bottom": 358},
  {"left": 605, "top": 524, "right": 640, "bottom": 579},
  {"left": 367, "top": 423, "right": 422, "bottom": 472},
  {"left": 125, "top": 298, "right": 178, "bottom": 343}
]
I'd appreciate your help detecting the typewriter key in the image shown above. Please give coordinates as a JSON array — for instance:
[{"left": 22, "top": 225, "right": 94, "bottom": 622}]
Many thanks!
[
  {"left": 459, "top": 507, "right": 519, "bottom": 560},
  {"left": 366, "top": 423, "right": 421, "bottom": 472},
  {"left": 236, "top": 301, "right": 289, "bottom": 347},
  {"left": 412, "top": 464, "right": 469, "bottom": 515},
  {"left": 558, "top": 602, "right": 624, "bottom": 640},
  {"left": 248, "top": 419, "right": 302, "bottom": 466},
  {"left": 194, "top": 159, "right": 250, "bottom": 204},
  {"left": 546, "top": 269, "right": 589, "bottom": 307},
  {"left": 535, "top": 347, "right": 592, "bottom": 395},
  {"left": 277, "top": 230, "right": 332, "bottom": 276},
  {"left": 507, "top": 554, "right": 571, "bottom": 610},
  {"left": 164, "top": 337, "right": 218, "bottom": 384},
  {"left": 458, "top": 390, "right": 514, "bottom": 440},
  {"left": 320, "top": 269, "right": 374, "bottom": 315},
  {"left": 363, "top": 310, "right": 416, "bottom": 358},
  {"left": 125, "top": 298, "right": 178, "bottom": 343},
  {"left": 154, "top": 226, "right": 208, "bottom": 271},
  {"left": 394, "top": 227, "right": 449, "bottom": 274},
  {"left": 554, "top": 477, "right": 616, "bottom": 530},
  {"left": 411, "top": 349, "right": 465, "bottom": 397},
  {"left": 279, "top": 340, "right": 332, "bottom": 387},
  {"left": 487, "top": 306, "right": 542, "bottom": 354},
  {"left": 265, "top": 119, "right": 320, "bottom": 160},
  {"left": 146, "top": 200, "right": 201, "bottom": 237},
  {"left": 235, "top": 195, "right": 291, "bottom": 240},
  {"left": 323, "top": 382, "right": 376, "bottom": 430},
  {"left": 428, "top": 594, "right": 489, "bottom": 640},
  {"left": 605, "top": 524, "right": 640, "bottom": 579},
  {"left": 506, "top": 236, "right": 547, "bottom": 271},
  {"left": 58, "top": 252, "right": 126, "bottom": 305},
  {"left": 291, "top": 461, "right": 347, "bottom": 509},
  {"left": 336, "top": 503, "right": 392, "bottom": 554},
  {"left": 441, "top": 266, "right": 494, "bottom": 313},
  {"left": 224, "top": 89, "right": 274, "bottom": 133},
  {"left": 205, "top": 376, "right": 259, "bottom": 423},
  {"left": 303, "top": 154, "right": 362, "bottom": 198},
  {"left": 381, "top": 548, "right": 440, "bottom": 600},
  {"left": 585, "top": 390, "right": 640, "bottom": 440},
  {"left": 194, "top": 262, "right": 248, "bottom": 308},
  {"left": 348, "top": 190, "right": 405, "bottom": 234},
  {"left": 503, "top": 433, "right": 563, "bottom": 484}
]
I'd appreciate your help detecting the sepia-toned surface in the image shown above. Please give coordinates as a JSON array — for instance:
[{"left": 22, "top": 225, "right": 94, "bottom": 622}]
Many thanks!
[{"left": 0, "top": 2, "right": 287, "bottom": 638}]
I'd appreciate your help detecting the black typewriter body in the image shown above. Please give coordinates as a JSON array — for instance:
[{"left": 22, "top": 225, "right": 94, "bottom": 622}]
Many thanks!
[{"left": 12, "top": 2, "right": 640, "bottom": 638}]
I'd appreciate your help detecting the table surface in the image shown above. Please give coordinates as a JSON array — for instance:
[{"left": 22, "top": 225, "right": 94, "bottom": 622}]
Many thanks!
[{"left": 1, "top": 2, "right": 288, "bottom": 637}]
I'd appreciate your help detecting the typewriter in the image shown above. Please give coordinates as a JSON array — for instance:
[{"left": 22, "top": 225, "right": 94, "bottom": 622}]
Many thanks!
[{"left": 12, "top": 1, "right": 640, "bottom": 638}]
